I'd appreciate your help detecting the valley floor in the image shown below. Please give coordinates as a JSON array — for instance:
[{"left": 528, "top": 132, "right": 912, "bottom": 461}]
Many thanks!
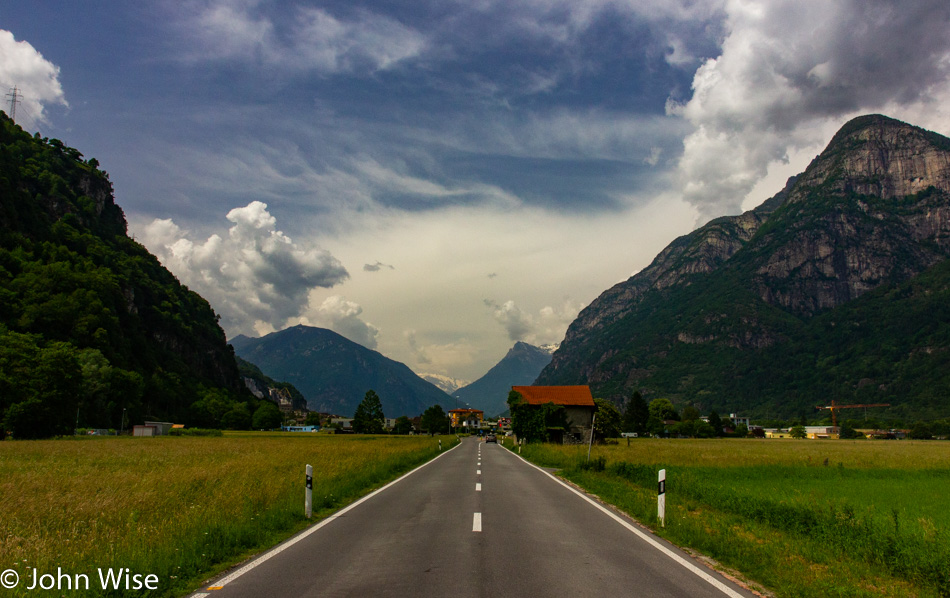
[{"left": 512, "top": 438, "right": 950, "bottom": 597}]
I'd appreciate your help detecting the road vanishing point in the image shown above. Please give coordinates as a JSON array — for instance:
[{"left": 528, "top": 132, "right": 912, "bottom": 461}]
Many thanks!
[{"left": 189, "top": 437, "right": 758, "bottom": 598}]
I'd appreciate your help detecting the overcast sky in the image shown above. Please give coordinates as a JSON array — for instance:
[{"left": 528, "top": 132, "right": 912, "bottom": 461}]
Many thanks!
[{"left": 4, "top": 1, "right": 950, "bottom": 382}]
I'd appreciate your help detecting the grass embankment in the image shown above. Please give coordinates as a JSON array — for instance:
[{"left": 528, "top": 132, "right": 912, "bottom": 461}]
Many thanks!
[
  {"left": 0, "top": 433, "right": 457, "bottom": 597},
  {"left": 504, "top": 438, "right": 950, "bottom": 597}
]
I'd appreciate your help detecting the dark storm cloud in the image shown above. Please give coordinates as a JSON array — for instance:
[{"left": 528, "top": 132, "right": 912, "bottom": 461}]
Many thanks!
[{"left": 673, "top": 0, "right": 950, "bottom": 221}]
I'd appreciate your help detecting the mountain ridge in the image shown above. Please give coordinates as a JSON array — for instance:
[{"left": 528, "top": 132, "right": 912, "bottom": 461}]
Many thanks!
[
  {"left": 230, "top": 325, "right": 451, "bottom": 417},
  {"left": 538, "top": 114, "right": 950, "bottom": 420},
  {"left": 453, "top": 341, "right": 553, "bottom": 417}
]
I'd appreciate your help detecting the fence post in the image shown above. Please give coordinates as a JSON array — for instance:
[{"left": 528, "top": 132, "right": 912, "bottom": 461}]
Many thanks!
[
  {"left": 658, "top": 469, "right": 666, "bottom": 527},
  {"left": 305, "top": 464, "right": 313, "bottom": 519}
]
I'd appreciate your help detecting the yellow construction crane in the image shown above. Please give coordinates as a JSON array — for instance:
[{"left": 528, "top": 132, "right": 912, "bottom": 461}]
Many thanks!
[{"left": 815, "top": 400, "right": 890, "bottom": 428}]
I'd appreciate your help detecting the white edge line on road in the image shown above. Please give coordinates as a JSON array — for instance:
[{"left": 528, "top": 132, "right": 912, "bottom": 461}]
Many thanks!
[
  {"left": 190, "top": 440, "right": 463, "bottom": 595},
  {"left": 473, "top": 512, "right": 482, "bottom": 532},
  {"left": 508, "top": 450, "right": 746, "bottom": 598}
]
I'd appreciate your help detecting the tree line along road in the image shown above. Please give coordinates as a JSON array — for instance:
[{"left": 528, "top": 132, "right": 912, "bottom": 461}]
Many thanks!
[{"left": 187, "top": 437, "right": 758, "bottom": 598}]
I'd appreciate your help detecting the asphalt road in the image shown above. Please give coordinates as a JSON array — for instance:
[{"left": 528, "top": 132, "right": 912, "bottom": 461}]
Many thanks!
[{"left": 189, "top": 437, "right": 758, "bottom": 598}]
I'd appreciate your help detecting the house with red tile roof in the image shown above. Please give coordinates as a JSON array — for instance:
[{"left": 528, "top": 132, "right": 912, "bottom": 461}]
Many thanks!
[
  {"left": 511, "top": 385, "right": 595, "bottom": 443},
  {"left": 448, "top": 408, "right": 483, "bottom": 429}
]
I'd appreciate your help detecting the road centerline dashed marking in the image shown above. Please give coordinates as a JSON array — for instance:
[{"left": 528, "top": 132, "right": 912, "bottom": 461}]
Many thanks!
[
  {"left": 473, "top": 512, "right": 482, "bottom": 532},
  {"left": 476, "top": 482, "right": 481, "bottom": 491},
  {"left": 477, "top": 469, "right": 481, "bottom": 474}
]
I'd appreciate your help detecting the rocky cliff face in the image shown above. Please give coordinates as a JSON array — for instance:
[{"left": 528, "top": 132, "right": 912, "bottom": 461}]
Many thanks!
[
  {"left": 797, "top": 115, "right": 950, "bottom": 200},
  {"left": 751, "top": 115, "right": 950, "bottom": 316},
  {"left": 548, "top": 174, "right": 796, "bottom": 377},
  {"left": 538, "top": 115, "right": 950, "bottom": 417}
]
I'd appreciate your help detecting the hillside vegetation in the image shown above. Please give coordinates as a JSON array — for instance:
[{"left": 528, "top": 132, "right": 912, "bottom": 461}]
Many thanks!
[{"left": 0, "top": 113, "right": 249, "bottom": 438}]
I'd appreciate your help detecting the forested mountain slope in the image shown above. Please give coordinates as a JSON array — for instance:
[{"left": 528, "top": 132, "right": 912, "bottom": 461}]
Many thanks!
[
  {"left": 0, "top": 113, "right": 249, "bottom": 437},
  {"left": 538, "top": 115, "right": 950, "bottom": 421}
]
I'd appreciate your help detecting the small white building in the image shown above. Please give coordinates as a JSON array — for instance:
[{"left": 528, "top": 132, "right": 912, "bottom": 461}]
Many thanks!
[
  {"left": 729, "top": 413, "right": 751, "bottom": 428},
  {"left": 331, "top": 417, "right": 353, "bottom": 430},
  {"left": 132, "top": 425, "right": 157, "bottom": 437}
]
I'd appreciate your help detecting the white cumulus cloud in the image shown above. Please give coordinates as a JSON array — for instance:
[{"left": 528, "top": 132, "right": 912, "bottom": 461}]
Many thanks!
[
  {"left": 140, "top": 201, "right": 348, "bottom": 336},
  {"left": 670, "top": 0, "right": 950, "bottom": 223},
  {"left": 0, "top": 30, "right": 68, "bottom": 129},
  {"left": 485, "top": 299, "right": 582, "bottom": 345},
  {"left": 295, "top": 295, "right": 380, "bottom": 349}
]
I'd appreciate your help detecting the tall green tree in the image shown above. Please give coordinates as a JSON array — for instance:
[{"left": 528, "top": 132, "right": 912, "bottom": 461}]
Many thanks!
[
  {"left": 392, "top": 415, "right": 413, "bottom": 435},
  {"left": 648, "top": 398, "right": 679, "bottom": 422},
  {"left": 593, "top": 398, "right": 622, "bottom": 439},
  {"left": 507, "top": 391, "right": 535, "bottom": 440},
  {"left": 220, "top": 403, "right": 252, "bottom": 430},
  {"left": 908, "top": 422, "right": 933, "bottom": 440},
  {"left": 622, "top": 391, "right": 649, "bottom": 435},
  {"left": 507, "top": 390, "right": 568, "bottom": 443},
  {"left": 0, "top": 333, "right": 82, "bottom": 439},
  {"left": 353, "top": 390, "right": 385, "bottom": 434},
  {"left": 252, "top": 401, "right": 282, "bottom": 430},
  {"left": 420, "top": 404, "right": 450, "bottom": 435},
  {"left": 681, "top": 405, "right": 701, "bottom": 421},
  {"left": 707, "top": 411, "right": 724, "bottom": 437}
]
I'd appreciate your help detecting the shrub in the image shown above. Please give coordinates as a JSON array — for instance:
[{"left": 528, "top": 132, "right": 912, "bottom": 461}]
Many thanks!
[{"left": 168, "top": 428, "right": 223, "bottom": 437}]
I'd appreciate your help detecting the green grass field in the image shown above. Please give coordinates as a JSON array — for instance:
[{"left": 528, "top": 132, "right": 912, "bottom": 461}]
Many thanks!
[
  {"left": 0, "top": 433, "right": 456, "bottom": 597},
  {"left": 506, "top": 438, "right": 950, "bottom": 598}
]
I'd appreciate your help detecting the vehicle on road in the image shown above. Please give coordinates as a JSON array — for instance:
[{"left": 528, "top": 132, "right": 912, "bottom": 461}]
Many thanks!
[{"left": 485, "top": 434, "right": 496, "bottom": 443}]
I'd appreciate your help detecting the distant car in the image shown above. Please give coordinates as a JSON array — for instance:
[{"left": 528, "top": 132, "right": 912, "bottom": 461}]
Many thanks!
[{"left": 485, "top": 434, "right": 497, "bottom": 443}]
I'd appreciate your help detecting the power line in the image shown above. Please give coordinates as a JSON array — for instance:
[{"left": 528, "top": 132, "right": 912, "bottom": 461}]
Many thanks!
[
  {"left": 16, "top": 101, "right": 37, "bottom": 130},
  {"left": 5, "top": 85, "right": 21, "bottom": 122}
]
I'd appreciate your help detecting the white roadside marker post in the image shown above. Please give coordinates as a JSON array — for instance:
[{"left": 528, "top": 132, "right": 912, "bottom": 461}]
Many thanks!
[
  {"left": 439, "top": 439, "right": 442, "bottom": 451},
  {"left": 658, "top": 469, "right": 666, "bottom": 528},
  {"left": 305, "top": 464, "right": 313, "bottom": 519}
]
